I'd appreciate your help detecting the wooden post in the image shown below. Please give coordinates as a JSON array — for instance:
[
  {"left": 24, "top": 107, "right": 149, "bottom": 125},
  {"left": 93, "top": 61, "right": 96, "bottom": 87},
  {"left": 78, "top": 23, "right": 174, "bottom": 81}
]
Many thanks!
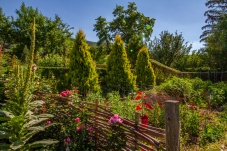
[
  {"left": 135, "top": 112, "right": 140, "bottom": 151},
  {"left": 165, "top": 100, "right": 180, "bottom": 151}
]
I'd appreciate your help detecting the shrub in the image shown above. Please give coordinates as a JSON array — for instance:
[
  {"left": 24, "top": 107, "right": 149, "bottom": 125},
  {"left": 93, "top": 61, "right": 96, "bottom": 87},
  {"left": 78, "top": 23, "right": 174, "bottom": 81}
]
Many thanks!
[
  {"left": 69, "top": 30, "right": 100, "bottom": 96},
  {"left": 37, "top": 54, "right": 65, "bottom": 67},
  {"left": 106, "top": 34, "right": 136, "bottom": 95},
  {"left": 180, "top": 105, "right": 200, "bottom": 138},
  {"left": 200, "top": 122, "right": 225, "bottom": 145},
  {"left": 135, "top": 46, "right": 156, "bottom": 90}
]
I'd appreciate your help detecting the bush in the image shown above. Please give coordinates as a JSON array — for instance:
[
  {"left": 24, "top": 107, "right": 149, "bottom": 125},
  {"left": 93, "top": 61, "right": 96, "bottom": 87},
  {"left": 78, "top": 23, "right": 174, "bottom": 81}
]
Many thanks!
[
  {"left": 69, "top": 30, "right": 100, "bottom": 96},
  {"left": 106, "top": 34, "right": 136, "bottom": 95},
  {"left": 200, "top": 122, "right": 225, "bottom": 145},
  {"left": 135, "top": 46, "right": 156, "bottom": 89},
  {"left": 37, "top": 54, "right": 66, "bottom": 67}
]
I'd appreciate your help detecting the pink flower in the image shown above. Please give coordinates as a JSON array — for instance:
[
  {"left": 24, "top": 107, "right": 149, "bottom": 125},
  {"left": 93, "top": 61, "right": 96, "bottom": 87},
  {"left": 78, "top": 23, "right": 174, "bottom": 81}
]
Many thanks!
[
  {"left": 66, "top": 137, "right": 70, "bottom": 142},
  {"left": 80, "top": 124, "right": 85, "bottom": 130},
  {"left": 87, "top": 126, "right": 94, "bottom": 133},
  {"left": 76, "top": 127, "right": 80, "bottom": 131},
  {"left": 60, "top": 90, "right": 72, "bottom": 97},
  {"left": 108, "top": 114, "right": 123, "bottom": 125},
  {"left": 75, "top": 117, "right": 80, "bottom": 123},
  {"left": 45, "top": 121, "right": 51, "bottom": 125}
]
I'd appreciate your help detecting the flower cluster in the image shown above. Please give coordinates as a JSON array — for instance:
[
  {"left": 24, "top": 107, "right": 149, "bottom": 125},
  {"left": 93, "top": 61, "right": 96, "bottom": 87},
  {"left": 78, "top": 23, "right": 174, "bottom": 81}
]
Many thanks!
[
  {"left": 140, "top": 115, "right": 149, "bottom": 126},
  {"left": 135, "top": 91, "right": 153, "bottom": 110},
  {"left": 108, "top": 114, "right": 123, "bottom": 125},
  {"left": 60, "top": 90, "right": 72, "bottom": 97},
  {"left": 45, "top": 120, "right": 51, "bottom": 125},
  {"left": 64, "top": 137, "right": 71, "bottom": 146}
]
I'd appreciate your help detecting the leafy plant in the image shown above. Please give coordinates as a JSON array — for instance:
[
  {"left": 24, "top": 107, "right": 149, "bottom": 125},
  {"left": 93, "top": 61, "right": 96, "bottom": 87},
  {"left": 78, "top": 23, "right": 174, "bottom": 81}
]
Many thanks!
[{"left": 200, "top": 122, "right": 225, "bottom": 146}]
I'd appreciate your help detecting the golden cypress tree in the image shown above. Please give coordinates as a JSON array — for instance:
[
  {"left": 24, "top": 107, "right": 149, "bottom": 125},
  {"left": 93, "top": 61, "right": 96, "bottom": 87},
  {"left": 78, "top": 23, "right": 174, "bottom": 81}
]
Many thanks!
[
  {"left": 69, "top": 30, "right": 100, "bottom": 96},
  {"left": 135, "top": 46, "right": 156, "bottom": 89},
  {"left": 106, "top": 34, "right": 136, "bottom": 94}
]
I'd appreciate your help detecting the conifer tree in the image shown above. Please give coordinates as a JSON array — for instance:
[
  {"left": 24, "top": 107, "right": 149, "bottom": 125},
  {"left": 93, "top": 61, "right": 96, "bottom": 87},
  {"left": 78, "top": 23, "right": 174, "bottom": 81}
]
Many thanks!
[
  {"left": 69, "top": 30, "right": 100, "bottom": 96},
  {"left": 135, "top": 46, "right": 156, "bottom": 89},
  {"left": 106, "top": 34, "right": 136, "bottom": 94}
]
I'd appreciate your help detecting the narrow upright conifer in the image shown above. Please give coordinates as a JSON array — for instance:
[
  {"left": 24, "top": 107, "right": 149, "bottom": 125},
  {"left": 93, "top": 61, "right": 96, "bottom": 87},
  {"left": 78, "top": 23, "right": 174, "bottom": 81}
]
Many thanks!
[
  {"left": 135, "top": 46, "right": 156, "bottom": 89},
  {"left": 106, "top": 34, "right": 136, "bottom": 94},
  {"left": 69, "top": 30, "right": 100, "bottom": 96}
]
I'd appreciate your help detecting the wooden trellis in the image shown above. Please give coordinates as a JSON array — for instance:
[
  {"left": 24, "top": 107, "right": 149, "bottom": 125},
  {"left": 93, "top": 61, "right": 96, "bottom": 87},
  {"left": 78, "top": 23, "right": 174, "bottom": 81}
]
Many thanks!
[{"left": 80, "top": 99, "right": 178, "bottom": 151}]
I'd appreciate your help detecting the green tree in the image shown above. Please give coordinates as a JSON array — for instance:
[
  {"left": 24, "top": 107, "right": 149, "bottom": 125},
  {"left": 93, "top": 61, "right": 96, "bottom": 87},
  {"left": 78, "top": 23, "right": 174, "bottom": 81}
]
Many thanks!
[
  {"left": 89, "top": 44, "right": 108, "bottom": 64},
  {"left": 206, "top": 14, "right": 227, "bottom": 70},
  {"left": 149, "top": 31, "right": 192, "bottom": 68},
  {"left": 174, "top": 49, "right": 210, "bottom": 71},
  {"left": 135, "top": 46, "right": 156, "bottom": 89},
  {"left": 69, "top": 30, "right": 100, "bottom": 96},
  {"left": 12, "top": 2, "right": 72, "bottom": 60},
  {"left": 200, "top": 0, "right": 227, "bottom": 42},
  {"left": 0, "top": 7, "right": 13, "bottom": 49},
  {"left": 106, "top": 34, "right": 136, "bottom": 95},
  {"left": 94, "top": 2, "right": 155, "bottom": 64},
  {"left": 126, "top": 34, "right": 144, "bottom": 67}
]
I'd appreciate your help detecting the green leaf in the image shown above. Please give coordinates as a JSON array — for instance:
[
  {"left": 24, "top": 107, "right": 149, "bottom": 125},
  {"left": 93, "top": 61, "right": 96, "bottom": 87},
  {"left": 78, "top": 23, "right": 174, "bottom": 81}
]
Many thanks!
[
  {"left": 27, "top": 126, "right": 45, "bottom": 131},
  {"left": 26, "top": 140, "right": 59, "bottom": 148},
  {"left": 21, "top": 130, "right": 40, "bottom": 143},
  {"left": 23, "top": 118, "right": 48, "bottom": 128},
  {"left": 37, "top": 114, "right": 54, "bottom": 118},
  {"left": 10, "top": 140, "right": 25, "bottom": 150}
]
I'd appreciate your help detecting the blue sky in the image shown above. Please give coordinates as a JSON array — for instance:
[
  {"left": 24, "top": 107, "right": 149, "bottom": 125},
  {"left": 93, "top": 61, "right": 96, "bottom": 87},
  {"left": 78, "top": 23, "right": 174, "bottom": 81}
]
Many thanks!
[{"left": 1, "top": 0, "right": 207, "bottom": 50}]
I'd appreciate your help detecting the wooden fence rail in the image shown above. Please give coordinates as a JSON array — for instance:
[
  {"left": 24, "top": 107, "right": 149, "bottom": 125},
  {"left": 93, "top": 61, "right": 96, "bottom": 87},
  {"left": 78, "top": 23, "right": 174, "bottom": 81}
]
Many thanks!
[{"left": 80, "top": 100, "right": 180, "bottom": 151}]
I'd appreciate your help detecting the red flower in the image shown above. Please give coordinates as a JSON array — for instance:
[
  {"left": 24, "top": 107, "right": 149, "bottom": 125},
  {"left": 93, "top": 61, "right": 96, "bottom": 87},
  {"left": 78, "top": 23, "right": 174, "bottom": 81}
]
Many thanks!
[
  {"left": 135, "top": 95, "right": 141, "bottom": 100},
  {"left": 136, "top": 104, "right": 142, "bottom": 110},
  {"left": 144, "top": 103, "right": 153, "bottom": 110},
  {"left": 140, "top": 115, "right": 149, "bottom": 126},
  {"left": 137, "top": 91, "right": 144, "bottom": 95},
  {"left": 135, "top": 91, "right": 148, "bottom": 100}
]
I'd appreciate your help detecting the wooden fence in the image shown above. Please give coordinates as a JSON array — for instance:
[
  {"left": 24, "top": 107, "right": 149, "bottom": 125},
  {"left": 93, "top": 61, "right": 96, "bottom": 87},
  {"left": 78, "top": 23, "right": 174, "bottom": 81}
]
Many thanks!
[{"left": 80, "top": 100, "right": 180, "bottom": 151}]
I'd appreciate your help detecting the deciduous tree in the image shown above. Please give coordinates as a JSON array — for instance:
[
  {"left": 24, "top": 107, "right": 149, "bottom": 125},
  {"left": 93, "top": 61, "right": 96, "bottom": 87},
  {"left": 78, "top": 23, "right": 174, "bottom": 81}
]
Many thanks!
[{"left": 149, "top": 31, "right": 192, "bottom": 68}]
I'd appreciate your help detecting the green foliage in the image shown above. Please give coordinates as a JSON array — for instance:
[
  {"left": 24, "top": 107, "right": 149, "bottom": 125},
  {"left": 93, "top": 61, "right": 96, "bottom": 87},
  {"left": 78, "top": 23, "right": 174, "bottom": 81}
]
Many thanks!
[
  {"left": 208, "top": 82, "right": 227, "bottom": 107},
  {"left": 201, "top": 0, "right": 227, "bottom": 42},
  {"left": 180, "top": 105, "right": 200, "bottom": 138},
  {"left": 107, "top": 91, "right": 137, "bottom": 120},
  {"left": 69, "top": 30, "right": 100, "bottom": 96},
  {"left": 174, "top": 49, "right": 210, "bottom": 71},
  {"left": 200, "top": 122, "right": 225, "bottom": 145},
  {"left": 8, "top": 2, "right": 72, "bottom": 59},
  {"left": 107, "top": 124, "right": 126, "bottom": 150},
  {"left": 106, "top": 34, "right": 136, "bottom": 95},
  {"left": 135, "top": 46, "right": 156, "bottom": 89},
  {"left": 207, "top": 14, "right": 227, "bottom": 70},
  {"left": 94, "top": 2, "right": 155, "bottom": 57},
  {"left": 0, "top": 7, "right": 13, "bottom": 48},
  {"left": 149, "top": 31, "right": 192, "bottom": 68},
  {"left": 126, "top": 34, "right": 144, "bottom": 67},
  {"left": 0, "top": 19, "right": 58, "bottom": 150},
  {"left": 37, "top": 54, "right": 65, "bottom": 67},
  {"left": 89, "top": 44, "right": 108, "bottom": 64},
  {"left": 147, "top": 102, "right": 165, "bottom": 128},
  {"left": 158, "top": 77, "right": 209, "bottom": 106}
]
